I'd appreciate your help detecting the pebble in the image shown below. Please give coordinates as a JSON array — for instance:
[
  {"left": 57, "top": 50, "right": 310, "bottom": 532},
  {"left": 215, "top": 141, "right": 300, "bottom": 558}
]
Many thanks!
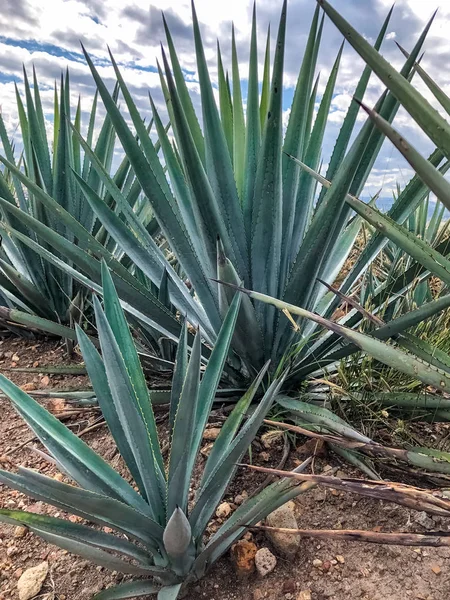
[
  {"left": 282, "top": 580, "right": 296, "bottom": 594},
  {"left": 230, "top": 540, "right": 257, "bottom": 576},
  {"left": 265, "top": 501, "right": 300, "bottom": 557},
  {"left": 313, "top": 559, "right": 323, "bottom": 568},
  {"left": 431, "top": 565, "right": 441, "bottom": 575},
  {"left": 234, "top": 491, "right": 249, "bottom": 505},
  {"left": 255, "top": 547, "right": 277, "bottom": 577},
  {"left": 414, "top": 511, "right": 435, "bottom": 530},
  {"left": 215, "top": 502, "right": 232, "bottom": 519},
  {"left": 336, "top": 555, "right": 345, "bottom": 564},
  {"left": 297, "top": 592, "right": 312, "bottom": 600},
  {"left": 202, "top": 427, "right": 221, "bottom": 440},
  {"left": 13, "top": 526, "right": 27, "bottom": 539},
  {"left": 17, "top": 562, "right": 48, "bottom": 600}
]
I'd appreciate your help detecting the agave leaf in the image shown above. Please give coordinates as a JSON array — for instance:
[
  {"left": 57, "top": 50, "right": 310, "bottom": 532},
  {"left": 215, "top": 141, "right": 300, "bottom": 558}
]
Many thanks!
[
  {"left": 169, "top": 318, "right": 188, "bottom": 431},
  {"left": 217, "top": 42, "right": 234, "bottom": 160},
  {"left": 190, "top": 3, "right": 249, "bottom": 281},
  {"left": 149, "top": 96, "right": 199, "bottom": 255},
  {"left": 74, "top": 170, "right": 212, "bottom": 339},
  {"left": 357, "top": 101, "right": 450, "bottom": 212},
  {"left": 93, "top": 271, "right": 165, "bottom": 521},
  {"left": 81, "top": 46, "right": 222, "bottom": 333},
  {"left": 0, "top": 375, "right": 150, "bottom": 513},
  {"left": 231, "top": 23, "right": 245, "bottom": 200},
  {"left": 281, "top": 4, "right": 320, "bottom": 271},
  {"left": 163, "top": 508, "right": 192, "bottom": 558},
  {"left": 76, "top": 325, "right": 149, "bottom": 503},
  {"left": 259, "top": 24, "right": 271, "bottom": 131},
  {"left": 317, "top": 2, "right": 450, "bottom": 157},
  {"left": 0, "top": 468, "right": 163, "bottom": 552},
  {"left": 162, "top": 12, "right": 205, "bottom": 164},
  {"left": 0, "top": 509, "right": 159, "bottom": 574},
  {"left": 93, "top": 581, "right": 161, "bottom": 599},
  {"left": 277, "top": 397, "right": 373, "bottom": 443},
  {"left": 190, "top": 374, "right": 285, "bottom": 540},
  {"left": 167, "top": 330, "right": 201, "bottom": 516},
  {"left": 291, "top": 42, "right": 343, "bottom": 254},
  {"left": 251, "top": 0, "right": 286, "bottom": 348},
  {"left": 316, "top": 5, "right": 393, "bottom": 207},
  {"left": 196, "top": 460, "right": 312, "bottom": 574},
  {"left": 243, "top": 3, "right": 260, "bottom": 217},
  {"left": 232, "top": 284, "right": 450, "bottom": 392},
  {"left": 191, "top": 293, "right": 242, "bottom": 466},
  {"left": 216, "top": 238, "right": 264, "bottom": 365},
  {"left": 158, "top": 584, "right": 183, "bottom": 600},
  {"left": 201, "top": 362, "right": 270, "bottom": 484},
  {"left": 160, "top": 46, "right": 229, "bottom": 278}
]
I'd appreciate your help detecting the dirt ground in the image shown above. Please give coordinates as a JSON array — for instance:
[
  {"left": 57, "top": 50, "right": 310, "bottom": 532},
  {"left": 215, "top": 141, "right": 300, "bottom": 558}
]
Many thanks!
[{"left": 0, "top": 338, "right": 449, "bottom": 600}]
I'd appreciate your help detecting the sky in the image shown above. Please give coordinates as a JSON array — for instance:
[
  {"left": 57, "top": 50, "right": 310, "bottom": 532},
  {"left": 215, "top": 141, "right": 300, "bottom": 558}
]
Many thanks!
[{"left": 1, "top": 0, "right": 450, "bottom": 207}]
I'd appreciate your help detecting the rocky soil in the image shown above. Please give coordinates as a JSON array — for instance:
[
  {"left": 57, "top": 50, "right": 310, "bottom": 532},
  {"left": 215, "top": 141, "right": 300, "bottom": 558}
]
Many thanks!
[{"left": 0, "top": 338, "right": 449, "bottom": 600}]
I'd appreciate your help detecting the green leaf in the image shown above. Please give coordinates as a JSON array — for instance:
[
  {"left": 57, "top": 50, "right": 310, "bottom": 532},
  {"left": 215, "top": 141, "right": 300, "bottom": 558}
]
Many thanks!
[
  {"left": 94, "top": 265, "right": 165, "bottom": 520},
  {"left": 317, "top": 2, "right": 450, "bottom": 158},
  {"left": 202, "top": 362, "right": 270, "bottom": 484},
  {"left": 0, "top": 375, "right": 150, "bottom": 513},
  {"left": 243, "top": 3, "right": 261, "bottom": 230},
  {"left": 231, "top": 23, "right": 245, "bottom": 200},
  {"left": 251, "top": 0, "right": 287, "bottom": 349},
  {"left": 191, "top": 2, "right": 249, "bottom": 281},
  {"left": 0, "top": 509, "right": 159, "bottom": 574},
  {"left": 169, "top": 319, "right": 188, "bottom": 431},
  {"left": 217, "top": 42, "right": 233, "bottom": 161},
  {"left": 167, "top": 330, "right": 201, "bottom": 516},
  {"left": 93, "top": 581, "right": 161, "bottom": 599},
  {"left": 0, "top": 468, "right": 163, "bottom": 552},
  {"left": 190, "top": 374, "right": 285, "bottom": 539}
]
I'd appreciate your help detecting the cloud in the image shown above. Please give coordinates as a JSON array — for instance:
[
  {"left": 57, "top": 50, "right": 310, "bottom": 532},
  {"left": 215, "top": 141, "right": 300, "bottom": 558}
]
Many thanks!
[{"left": 0, "top": 0, "right": 448, "bottom": 202}]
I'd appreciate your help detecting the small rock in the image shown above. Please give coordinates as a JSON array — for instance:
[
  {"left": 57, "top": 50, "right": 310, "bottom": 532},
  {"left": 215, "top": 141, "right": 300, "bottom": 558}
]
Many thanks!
[
  {"left": 40, "top": 376, "right": 50, "bottom": 388},
  {"left": 282, "top": 580, "right": 296, "bottom": 593},
  {"left": 215, "top": 502, "right": 232, "bottom": 519},
  {"left": 336, "top": 554, "right": 345, "bottom": 564},
  {"left": 297, "top": 592, "right": 312, "bottom": 600},
  {"left": 13, "top": 526, "right": 27, "bottom": 539},
  {"left": 234, "top": 491, "right": 249, "bottom": 505},
  {"left": 12, "top": 354, "right": 19, "bottom": 363},
  {"left": 431, "top": 565, "right": 441, "bottom": 575},
  {"left": 322, "top": 560, "right": 332, "bottom": 572},
  {"left": 261, "top": 430, "right": 283, "bottom": 448},
  {"left": 414, "top": 511, "right": 435, "bottom": 530},
  {"left": 313, "top": 559, "right": 323, "bottom": 568},
  {"left": 19, "top": 383, "right": 35, "bottom": 392},
  {"left": 202, "top": 427, "right": 221, "bottom": 440},
  {"left": 265, "top": 501, "right": 300, "bottom": 557},
  {"left": 230, "top": 540, "right": 257, "bottom": 576},
  {"left": 200, "top": 442, "right": 214, "bottom": 457},
  {"left": 255, "top": 547, "right": 277, "bottom": 577},
  {"left": 17, "top": 561, "right": 49, "bottom": 600},
  {"left": 47, "top": 398, "right": 68, "bottom": 413}
]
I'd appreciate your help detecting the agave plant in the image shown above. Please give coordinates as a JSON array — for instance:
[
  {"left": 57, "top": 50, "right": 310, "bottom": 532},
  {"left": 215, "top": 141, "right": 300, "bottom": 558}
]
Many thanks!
[
  {"left": 0, "top": 3, "right": 421, "bottom": 374},
  {"left": 0, "top": 262, "right": 316, "bottom": 599},
  {"left": 2, "top": 3, "right": 450, "bottom": 418},
  {"left": 0, "top": 69, "right": 171, "bottom": 350},
  {"left": 3, "top": 266, "right": 450, "bottom": 599}
]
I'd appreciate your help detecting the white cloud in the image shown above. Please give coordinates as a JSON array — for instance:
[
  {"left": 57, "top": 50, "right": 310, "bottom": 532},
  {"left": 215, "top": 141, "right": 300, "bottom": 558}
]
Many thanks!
[{"left": 0, "top": 0, "right": 449, "bottom": 202}]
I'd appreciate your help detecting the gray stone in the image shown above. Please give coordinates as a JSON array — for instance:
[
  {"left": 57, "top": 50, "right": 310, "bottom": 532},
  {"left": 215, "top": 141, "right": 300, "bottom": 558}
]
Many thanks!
[
  {"left": 265, "top": 501, "right": 300, "bottom": 557},
  {"left": 255, "top": 547, "right": 277, "bottom": 577}
]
